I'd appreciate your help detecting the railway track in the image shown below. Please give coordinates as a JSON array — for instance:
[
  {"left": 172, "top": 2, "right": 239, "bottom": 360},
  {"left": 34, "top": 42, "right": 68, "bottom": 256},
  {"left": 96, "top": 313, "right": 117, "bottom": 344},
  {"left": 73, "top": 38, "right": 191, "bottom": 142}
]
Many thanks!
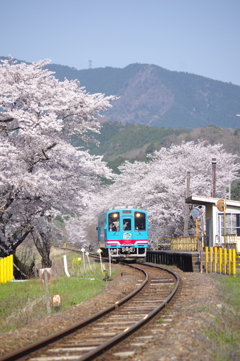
[{"left": 0, "top": 262, "right": 180, "bottom": 361}]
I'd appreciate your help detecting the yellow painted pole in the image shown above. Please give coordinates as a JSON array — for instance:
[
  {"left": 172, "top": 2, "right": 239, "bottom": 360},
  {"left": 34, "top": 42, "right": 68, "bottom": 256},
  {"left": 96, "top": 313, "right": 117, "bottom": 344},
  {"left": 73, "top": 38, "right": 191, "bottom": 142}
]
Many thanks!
[
  {"left": 205, "top": 247, "right": 209, "bottom": 273},
  {"left": 233, "top": 249, "right": 236, "bottom": 277},
  {"left": 6, "top": 256, "right": 9, "bottom": 282},
  {"left": 228, "top": 249, "right": 232, "bottom": 275},
  {"left": 214, "top": 247, "right": 218, "bottom": 273},
  {"left": 8, "top": 256, "right": 11, "bottom": 281},
  {"left": 7, "top": 255, "right": 13, "bottom": 282},
  {"left": 223, "top": 248, "right": 227, "bottom": 274},
  {"left": 224, "top": 200, "right": 227, "bottom": 247},
  {"left": 210, "top": 247, "right": 213, "bottom": 273},
  {"left": 196, "top": 218, "right": 199, "bottom": 251},
  {"left": 219, "top": 247, "right": 223, "bottom": 274},
  {"left": 10, "top": 255, "right": 13, "bottom": 281}
]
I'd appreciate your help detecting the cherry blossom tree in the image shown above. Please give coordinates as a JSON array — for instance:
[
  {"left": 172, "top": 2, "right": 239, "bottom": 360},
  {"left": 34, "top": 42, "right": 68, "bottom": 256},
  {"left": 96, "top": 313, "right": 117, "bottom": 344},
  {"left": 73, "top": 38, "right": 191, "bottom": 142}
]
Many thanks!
[
  {"left": 73, "top": 141, "right": 239, "bottom": 249},
  {"left": 0, "top": 57, "right": 115, "bottom": 267}
]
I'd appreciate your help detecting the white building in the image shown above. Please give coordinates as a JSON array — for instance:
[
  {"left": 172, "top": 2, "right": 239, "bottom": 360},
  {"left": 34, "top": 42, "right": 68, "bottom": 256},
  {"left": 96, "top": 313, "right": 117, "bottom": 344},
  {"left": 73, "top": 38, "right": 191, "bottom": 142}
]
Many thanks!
[{"left": 186, "top": 195, "right": 240, "bottom": 252}]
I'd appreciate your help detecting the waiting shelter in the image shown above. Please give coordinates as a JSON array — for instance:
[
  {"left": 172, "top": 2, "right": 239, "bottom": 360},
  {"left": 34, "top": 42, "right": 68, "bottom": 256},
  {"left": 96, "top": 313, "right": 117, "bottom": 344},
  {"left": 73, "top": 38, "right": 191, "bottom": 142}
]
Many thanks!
[{"left": 186, "top": 195, "right": 240, "bottom": 253}]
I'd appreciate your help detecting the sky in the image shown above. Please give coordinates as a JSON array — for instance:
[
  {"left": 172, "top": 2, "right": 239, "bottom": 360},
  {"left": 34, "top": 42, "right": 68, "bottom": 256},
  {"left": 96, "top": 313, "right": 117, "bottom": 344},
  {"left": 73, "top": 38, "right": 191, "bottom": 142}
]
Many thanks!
[{"left": 1, "top": 0, "right": 240, "bottom": 85}]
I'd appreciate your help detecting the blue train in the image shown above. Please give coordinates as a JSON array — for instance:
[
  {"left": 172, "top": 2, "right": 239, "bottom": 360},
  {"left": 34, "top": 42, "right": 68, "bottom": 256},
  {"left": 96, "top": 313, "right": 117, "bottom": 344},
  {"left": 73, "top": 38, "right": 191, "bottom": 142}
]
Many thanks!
[{"left": 97, "top": 207, "right": 149, "bottom": 258}]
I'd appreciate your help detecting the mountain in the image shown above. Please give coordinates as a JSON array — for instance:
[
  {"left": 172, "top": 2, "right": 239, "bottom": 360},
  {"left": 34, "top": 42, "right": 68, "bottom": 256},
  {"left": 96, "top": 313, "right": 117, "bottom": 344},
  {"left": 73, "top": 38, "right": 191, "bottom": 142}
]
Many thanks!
[
  {"left": 44, "top": 63, "right": 240, "bottom": 130},
  {"left": 1, "top": 56, "right": 240, "bottom": 129}
]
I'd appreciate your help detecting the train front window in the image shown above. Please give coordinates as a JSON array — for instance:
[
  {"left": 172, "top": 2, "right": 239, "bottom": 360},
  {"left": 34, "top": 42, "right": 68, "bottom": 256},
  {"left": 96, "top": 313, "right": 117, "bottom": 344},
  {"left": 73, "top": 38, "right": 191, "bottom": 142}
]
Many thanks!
[
  {"left": 108, "top": 212, "right": 119, "bottom": 231},
  {"left": 123, "top": 219, "right": 131, "bottom": 231},
  {"left": 135, "top": 212, "right": 146, "bottom": 230}
]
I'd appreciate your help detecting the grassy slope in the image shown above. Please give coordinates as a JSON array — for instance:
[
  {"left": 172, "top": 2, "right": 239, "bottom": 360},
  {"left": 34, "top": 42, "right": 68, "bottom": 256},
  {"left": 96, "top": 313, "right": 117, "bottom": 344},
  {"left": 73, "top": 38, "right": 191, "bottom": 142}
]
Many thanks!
[{"left": 0, "top": 250, "right": 110, "bottom": 333}]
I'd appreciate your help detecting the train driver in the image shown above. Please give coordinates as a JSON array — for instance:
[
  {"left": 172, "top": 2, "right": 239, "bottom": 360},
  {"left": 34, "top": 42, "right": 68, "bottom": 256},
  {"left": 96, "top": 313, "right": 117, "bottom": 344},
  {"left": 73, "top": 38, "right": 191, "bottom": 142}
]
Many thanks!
[{"left": 109, "top": 222, "right": 117, "bottom": 232}]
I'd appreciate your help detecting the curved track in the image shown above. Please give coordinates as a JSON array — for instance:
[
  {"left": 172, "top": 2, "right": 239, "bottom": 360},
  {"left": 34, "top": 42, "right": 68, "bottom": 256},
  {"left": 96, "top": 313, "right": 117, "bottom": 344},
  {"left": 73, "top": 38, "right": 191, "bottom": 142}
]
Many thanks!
[{"left": 0, "top": 262, "right": 179, "bottom": 361}]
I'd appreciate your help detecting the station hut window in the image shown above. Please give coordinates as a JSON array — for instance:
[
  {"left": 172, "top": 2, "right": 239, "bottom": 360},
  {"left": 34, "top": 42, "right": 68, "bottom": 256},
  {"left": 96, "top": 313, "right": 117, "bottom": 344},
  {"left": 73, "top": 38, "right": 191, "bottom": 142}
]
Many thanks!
[{"left": 218, "top": 213, "right": 240, "bottom": 237}]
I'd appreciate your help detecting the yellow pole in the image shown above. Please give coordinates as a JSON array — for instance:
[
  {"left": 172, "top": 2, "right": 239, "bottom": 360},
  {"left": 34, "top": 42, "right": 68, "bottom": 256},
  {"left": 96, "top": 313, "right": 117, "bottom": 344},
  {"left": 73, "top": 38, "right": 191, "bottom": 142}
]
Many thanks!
[
  {"left": 210, "top": 247, "right": 213, "bottom": 273},
  {"left": 205, "top": 247, "right": 209, "bottom": 273},
  {"left": 196, "top": 218, "right": 199, "bottom": 250},
  {"left": 223, "top": 248, "right": 227, "bottom": 274},
  {"left": 219, "top": 247, "right": 223, "bottom": 274},
  {"left": 11, "top": 255, "right": 14, "bottom": 281},
  {"left": 213, "top": 247, "right": 217, "bottom": 273},
  {"left": 233, "top": 249, "right": 236, "bottom": 277},
  {"left": 224, "top": 200, "right": 227, "bottom": 247},
  {"left": 228, "top": 249, "right": 232, "bottom": 275},
  {"left": 6, "top": 256, "right": 9, "bottom": 282},
  {"left": 8, "top": 255, "right": 13, "bottom": 281}
]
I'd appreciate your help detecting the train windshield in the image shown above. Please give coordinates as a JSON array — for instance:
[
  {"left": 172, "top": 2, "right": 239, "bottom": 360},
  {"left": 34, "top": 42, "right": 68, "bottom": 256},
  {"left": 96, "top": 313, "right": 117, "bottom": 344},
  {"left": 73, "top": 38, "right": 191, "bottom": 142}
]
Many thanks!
[
  {"left": 108, "top": 212, "right": 119, "bottom": 231},
  {"left": 134, "top": 212, "right": 146, "bottom": 230},
  {"left": 123, "top": 219, "right": 131, "bottom": 230}
]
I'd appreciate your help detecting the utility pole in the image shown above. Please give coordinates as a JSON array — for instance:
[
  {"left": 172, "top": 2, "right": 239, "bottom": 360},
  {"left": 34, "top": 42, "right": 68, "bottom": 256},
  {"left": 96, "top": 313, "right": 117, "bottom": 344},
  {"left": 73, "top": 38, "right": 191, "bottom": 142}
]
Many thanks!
[
  {"left": 211, "top": 158, "right": 217, "bottom": 197},
  {"left": 184, "top": 171, "right": 191, "bottom": 237}
]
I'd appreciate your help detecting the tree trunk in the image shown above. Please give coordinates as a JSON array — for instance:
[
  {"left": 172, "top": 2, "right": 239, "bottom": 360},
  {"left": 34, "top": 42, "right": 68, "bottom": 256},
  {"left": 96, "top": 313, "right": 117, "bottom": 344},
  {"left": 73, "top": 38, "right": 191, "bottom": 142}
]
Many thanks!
[
  {"left": 13, "top": 254, "right": 35, "bottom": 279},
  {"left": 32, "top": 230, "right": 52, "bottom": 268}
]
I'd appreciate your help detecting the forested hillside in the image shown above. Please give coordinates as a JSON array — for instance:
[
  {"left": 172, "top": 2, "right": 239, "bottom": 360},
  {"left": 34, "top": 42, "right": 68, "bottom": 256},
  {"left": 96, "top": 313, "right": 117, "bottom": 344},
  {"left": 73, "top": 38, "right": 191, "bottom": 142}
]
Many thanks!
[
  {"left": 77, "top": 121, "right": 240, "bottom": 161},
  {"left": 73, "top": 121, "right": 188, "bottom": 160},
  {"left": 75, "top": 121, "right": 240, "bottom": 199}
]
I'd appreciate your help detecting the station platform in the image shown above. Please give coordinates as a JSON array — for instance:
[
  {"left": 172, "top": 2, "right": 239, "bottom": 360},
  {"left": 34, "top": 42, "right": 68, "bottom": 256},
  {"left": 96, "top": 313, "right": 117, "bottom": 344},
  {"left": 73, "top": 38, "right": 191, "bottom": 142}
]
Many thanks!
[{"left": 146, "top": 250, "right": 204, "bottom": 272}]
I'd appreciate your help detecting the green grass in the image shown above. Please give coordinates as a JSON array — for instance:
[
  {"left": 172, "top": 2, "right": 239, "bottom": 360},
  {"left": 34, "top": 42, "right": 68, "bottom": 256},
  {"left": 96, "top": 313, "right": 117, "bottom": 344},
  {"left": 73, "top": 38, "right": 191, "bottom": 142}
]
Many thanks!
[
  {"left": 218, "top": 274, "right": 240, "bottom": 310},
  {"left": 205, "top": 273, "right": 240, "bottom": 361},
  {"left": 0, "top": 261, "right": 111, "bottom": 333}
]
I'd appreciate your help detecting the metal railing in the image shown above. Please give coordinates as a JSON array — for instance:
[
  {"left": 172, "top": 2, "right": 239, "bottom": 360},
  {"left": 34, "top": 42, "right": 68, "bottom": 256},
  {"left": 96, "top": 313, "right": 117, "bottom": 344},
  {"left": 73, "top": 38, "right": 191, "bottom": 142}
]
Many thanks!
[
  {"left": 215, "top": 234, "right": 238, "bottom": 247},
  {"left": 156, "top": 236, "right": 197, "bottom": 251},
  {"left": 205, "top": 247, "right": 237, "bottom": 276},
  {"left": 0, "top": 255, "right": 14, "bottom": 284}
]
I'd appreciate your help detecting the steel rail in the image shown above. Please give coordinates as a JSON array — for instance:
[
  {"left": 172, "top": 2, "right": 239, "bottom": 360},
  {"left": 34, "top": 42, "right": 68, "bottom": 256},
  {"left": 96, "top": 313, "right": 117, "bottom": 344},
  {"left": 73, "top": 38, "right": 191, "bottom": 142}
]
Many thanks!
[
  {"left": 0, "top": 264, "right": 147, "bottom": 361},
  {"left": 75, "top": 262, "right": 179, "bottom": 361},
  {"left": 0, "top": 262, "right": 179, "bottom": 361}
]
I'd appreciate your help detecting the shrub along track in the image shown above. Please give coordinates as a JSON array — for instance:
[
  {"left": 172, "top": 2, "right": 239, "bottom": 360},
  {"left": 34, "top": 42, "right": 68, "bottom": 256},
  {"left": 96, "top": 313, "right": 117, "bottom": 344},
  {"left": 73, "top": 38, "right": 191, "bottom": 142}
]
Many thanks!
[{"left": 0, "top": 262, "right": 179, "bottom": 361}]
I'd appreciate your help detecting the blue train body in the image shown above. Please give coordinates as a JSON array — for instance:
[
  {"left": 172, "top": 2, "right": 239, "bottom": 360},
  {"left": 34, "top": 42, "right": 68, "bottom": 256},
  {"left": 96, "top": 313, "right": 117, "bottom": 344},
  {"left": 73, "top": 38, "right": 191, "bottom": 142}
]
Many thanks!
[{"left": 97, "top": 207, "right": 149, "bottom": 258}]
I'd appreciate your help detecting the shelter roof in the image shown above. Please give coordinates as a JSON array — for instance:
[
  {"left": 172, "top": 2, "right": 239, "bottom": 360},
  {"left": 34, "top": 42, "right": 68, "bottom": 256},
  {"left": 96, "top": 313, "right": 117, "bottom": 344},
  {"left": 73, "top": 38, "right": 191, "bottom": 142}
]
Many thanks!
[{"left": 185, "top": 195, "right": 240, "bottom": 208}]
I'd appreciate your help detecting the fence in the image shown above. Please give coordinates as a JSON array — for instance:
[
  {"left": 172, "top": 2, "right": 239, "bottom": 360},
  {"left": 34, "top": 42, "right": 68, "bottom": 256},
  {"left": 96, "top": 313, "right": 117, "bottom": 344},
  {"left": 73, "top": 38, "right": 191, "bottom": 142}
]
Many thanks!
[
  {"left": 215, "top": 234, "right": 238, "bottom": 245},
  {"left": 205, "top": 247, "right": 237, "bottom": 276},
  {"left": 156, "top": 236, "right": 198, "bottom": 251},
  {"left": 0, "top": 255, "right": 14, "bottom": 284}
]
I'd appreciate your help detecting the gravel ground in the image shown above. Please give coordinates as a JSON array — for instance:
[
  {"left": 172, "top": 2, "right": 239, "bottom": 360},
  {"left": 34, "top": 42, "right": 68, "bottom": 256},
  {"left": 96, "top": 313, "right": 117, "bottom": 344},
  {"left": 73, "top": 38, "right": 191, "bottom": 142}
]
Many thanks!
[{"left": 0, "top": 264, "right": 232, "bottom": 360}]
